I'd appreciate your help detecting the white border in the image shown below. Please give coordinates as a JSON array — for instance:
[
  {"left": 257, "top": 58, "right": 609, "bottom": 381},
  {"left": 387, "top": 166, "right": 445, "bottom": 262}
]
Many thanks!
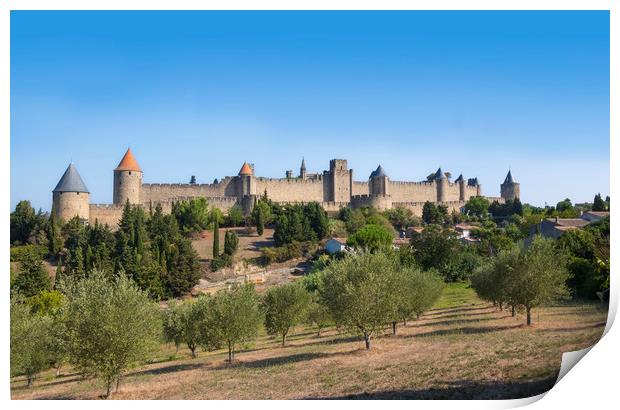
[{"left": 1, "top": 1, "right": 616, "bottom": 409}]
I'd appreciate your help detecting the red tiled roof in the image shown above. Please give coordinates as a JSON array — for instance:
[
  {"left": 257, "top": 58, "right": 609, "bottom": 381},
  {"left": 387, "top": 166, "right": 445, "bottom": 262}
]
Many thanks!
[
  {"left": 238, "top": 162, "right": 253, "bottom": 176},
  {"left": 115, "top": 148, "right": 141, "bottom": 172}
]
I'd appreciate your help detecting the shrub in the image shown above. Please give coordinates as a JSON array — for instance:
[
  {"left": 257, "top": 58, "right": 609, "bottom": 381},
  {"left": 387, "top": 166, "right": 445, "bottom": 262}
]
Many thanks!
[{"left": 211, "top": 254, "right": 233, "bottom": 271}]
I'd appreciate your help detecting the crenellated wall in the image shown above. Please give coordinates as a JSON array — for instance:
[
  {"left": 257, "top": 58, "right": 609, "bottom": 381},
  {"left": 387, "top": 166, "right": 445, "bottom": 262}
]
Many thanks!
[
  {"left": 255, "top": 177, "right": 325, "bottom": 202},
  {"left": 89, "top": 204, "right": 124, "bottom": 229},
  {"left": 387, "top": 181, "right": 437, "bottom": 203},
  {"left": 140, "top": 177, "right": 236, "bottom": 204}
]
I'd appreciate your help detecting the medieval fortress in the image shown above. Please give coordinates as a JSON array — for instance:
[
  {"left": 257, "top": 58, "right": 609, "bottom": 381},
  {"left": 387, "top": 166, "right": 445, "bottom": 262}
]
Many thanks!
[{"left": 52, "top": 149, "right": 520, "bottom": 227}]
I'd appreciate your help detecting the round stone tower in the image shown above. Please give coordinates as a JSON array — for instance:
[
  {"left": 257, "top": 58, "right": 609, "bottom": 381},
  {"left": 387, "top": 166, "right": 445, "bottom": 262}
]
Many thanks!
[
  {"left": 434, "top": 167, "right": 448, "bottom": 203},
  {"left": 455, "top": 174, "right": 466, "bottom": 202},
  {"left": 500, "top": 170, "right": 520, "bottom": 201},
  {"left": 52, "top": 163, "right": 90, "bottom": 222},
  {"left": 113, "top": 148, "right": 142, "bottom": 205},
  {"left": 369, "top": 165, "right": 389, "bottom": 196},
  {"left": 238, "top": 161, "right": 257, "bottom": 215}
]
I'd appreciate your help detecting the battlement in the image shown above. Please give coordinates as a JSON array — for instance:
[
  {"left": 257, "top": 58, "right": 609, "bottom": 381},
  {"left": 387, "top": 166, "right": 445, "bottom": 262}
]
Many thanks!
[{"left": 90, "top": 203, "right": 125, "bottom": 210}]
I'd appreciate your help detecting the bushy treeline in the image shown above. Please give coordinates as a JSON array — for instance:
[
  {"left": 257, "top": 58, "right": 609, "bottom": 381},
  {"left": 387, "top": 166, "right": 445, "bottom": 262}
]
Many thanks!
[
  {"left": 59, "top": 202, "right": 201, "bottom": 299},
  {"left": 556, "top": 217, "right": 610, "bottom": 298},
  {"left": 471, "top": 236, "right": 570, "bottom": 325}
]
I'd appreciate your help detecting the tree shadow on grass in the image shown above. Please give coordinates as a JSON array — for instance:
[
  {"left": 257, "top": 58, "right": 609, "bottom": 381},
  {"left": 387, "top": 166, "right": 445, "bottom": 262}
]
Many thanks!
[
  {"left": 425, "top": 305, "right": 492, "bottom": 316},
  {"left": 127, "top": 362, "right": 207, "bottom": 378},
  {"left": 412, "top": 315, "right": 512, "bottom": 328},
  {"left": 215, "top": 350, "right": 356, "bottom": 370},
  {"left": 310, "top": 376, "right": 557, "bottom": 400},
  {"left": 535, "top": 321, "right": 607, "bottom": 333},
  {"left": 421, "top": 310, "right": 502, "bottom": 321},
  {"left": 407, "top": 324, "right": 524, "bottom": 338}
]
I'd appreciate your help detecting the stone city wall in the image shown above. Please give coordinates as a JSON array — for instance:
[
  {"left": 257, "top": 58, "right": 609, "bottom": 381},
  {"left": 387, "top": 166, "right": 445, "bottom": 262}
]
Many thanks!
[{"left": 254, "top": 177, "right": 325, "bottom": 202}]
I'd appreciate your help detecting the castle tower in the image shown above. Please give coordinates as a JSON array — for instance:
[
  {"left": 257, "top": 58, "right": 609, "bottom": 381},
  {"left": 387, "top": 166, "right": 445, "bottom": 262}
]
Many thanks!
[
  {"left": 113, "top": 148, "right": 142, "bottom": 205},
  {"left": 52, "top": 163, "right": 90, "bottom": 222},
  {"left": 434, "top": 167, "right": 448, "bottom": 203},
  {"left": 468, "top": 177, "right": 482, "bottom": 196},
  {"left": 238, "top": 161, "right": 257, "bottom": 215},
  {"left": 328, "top": 159, "right": 352, "bottom": 203},
  {"left": 299, "top": 157, "right": 307, "bottom": 180},
  {"left": 369, "top": 165, "right": 389, "bottom": 196},
  {"left": 500, "top": 170, "right": 520, "bottom": 201},
  {"left": 455, "top": 174, "right": 466, "bottom": 202}
]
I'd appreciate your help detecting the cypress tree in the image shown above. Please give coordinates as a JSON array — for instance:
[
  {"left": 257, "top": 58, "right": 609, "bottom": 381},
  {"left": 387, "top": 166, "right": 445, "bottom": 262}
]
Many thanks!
[
  {"left": 213, "top": 219, "right": 220, "bottom": 258},
  {"left": 256, "top": 208, "right": 264, "bottom": 236}
]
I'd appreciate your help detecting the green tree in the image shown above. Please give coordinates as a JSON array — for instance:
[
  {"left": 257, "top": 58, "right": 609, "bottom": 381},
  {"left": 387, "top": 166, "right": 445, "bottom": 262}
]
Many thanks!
[
  {"left": 27, "top": 289, "right": 65, "bottom": 316},
  {"left": 47, "top": 205, "right": 63, "bottom": 257},
  {"left": 172, "top": 198, "right": 211, "bottom": 234},
  {"left": 346, "top": 224, "right": 394, "bottom": 252},
  {"left": 10, "top": 200, "right": 41, "bottom": 245},
  {"left": 393, "top": 267, "right": 444, "bottom": 331},
  {"left": 226, "top": 205, "right": 245, "bottom": 227},
  {"left": 306, "top": 297, "right": 333, "bottom": 337},
  {"left": 410, "top": 225, "right": 460, "bottom": 277},
  {"left": 383, "top": 206, "right": 419, "bottom": 231},
  {"left": 422, "top": 201, "right": 447, "bottom": 225},
  {"left": 10, "top": 297, "right": 53, "bottom": 387},
  {"left": 60, "top": 271, "right": 161, "bottom": 398},
  {"left": 319, "top": 252, "right": 401, "bottom": 349},
  {"left": 263, "top": 282, "right": 311, "bottom": 346},
  {"left": 207, "top": 284, "right": 262, "bottom": 362},
  {"left": 514, "top": 236, "right": 570, "bottom": 325},
  {"left": 162, "top": 301, "right": 184, "bottom": 353},
  {"left": 463, "top": 196, "right": 490, "bottom": 219},
  {"left": 224, "top": 230, "right": 239, "bottom": 256},
  {"left": 213, "top": 218, "right": 220, "bottom": 258},
  {"left": 12, "top": 249, "right": 52, "bottom": 297},
  {"left": 592, "top": 193, "right": 607, "bottom": 211},
  {"left": 255, "top": 206, "right": 265, "bottom": 236}
]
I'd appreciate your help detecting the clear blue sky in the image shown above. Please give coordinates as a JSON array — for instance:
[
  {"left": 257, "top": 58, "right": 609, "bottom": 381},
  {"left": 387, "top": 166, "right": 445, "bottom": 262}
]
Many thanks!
[{"left": 11, "top": 11, "right": 609, "bottom": 211}]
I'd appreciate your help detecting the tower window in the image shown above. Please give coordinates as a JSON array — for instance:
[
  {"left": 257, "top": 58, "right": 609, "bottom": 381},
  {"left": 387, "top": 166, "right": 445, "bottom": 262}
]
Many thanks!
[{"left": 129, "top": 171, "right": 132, "bottom": 175}]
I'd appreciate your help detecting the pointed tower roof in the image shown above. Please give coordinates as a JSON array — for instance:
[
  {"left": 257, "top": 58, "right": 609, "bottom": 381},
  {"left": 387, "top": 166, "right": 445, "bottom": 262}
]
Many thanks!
[
  {"left": 238, "top": 162, "right": 253, "bottom": 176},
  {"left": 300, "top": 157, "right": 306, "bottom": 171},
  {"left": 455, "top": 174, "right": 464, "bottom": 182},
  {"left": 370, "top": 165, "right": 387, "bottom": 178},
  {"left": 434, "top": 167, "right": 446, "bottom": 180},
  {"left": 115, "top": 148, "right": 141, "bottom": 172},
  {"left": 53, "top": 164, "right": 89, "bottom": 193},
  {"left": 504, "top": 170, "right": 515, "bottom": 184}
]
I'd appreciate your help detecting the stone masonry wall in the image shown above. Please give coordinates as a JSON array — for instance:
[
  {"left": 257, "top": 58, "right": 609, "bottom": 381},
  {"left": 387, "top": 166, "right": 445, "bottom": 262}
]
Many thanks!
[
  {"left": 254, "top": 177, "right": 325, "bottom": 202},
  {"left": 140, "top": 177, "right": 236, "bottom": 204},
  {"left": 89, "top": 204, "right": 124, "bottom": 229},
  {"left": 54, "top": 191, "right": 90, "bottom": 222},
  {"left": 388, "top": 181, "right": 437, "bottom": 203}
]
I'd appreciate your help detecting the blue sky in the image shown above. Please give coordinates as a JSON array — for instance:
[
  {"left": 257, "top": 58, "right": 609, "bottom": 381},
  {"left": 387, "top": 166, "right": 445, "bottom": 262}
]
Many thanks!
[{"left": 11, "top": 11, "right": 609, "bottom": 211}]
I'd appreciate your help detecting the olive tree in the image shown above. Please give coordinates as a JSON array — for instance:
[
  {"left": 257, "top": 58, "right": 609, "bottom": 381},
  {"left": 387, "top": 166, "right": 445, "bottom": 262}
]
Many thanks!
[
  {"left": 10, "top": 297, "right": 53, "bottom": 388},
  {"left": 60, "top": 271, "right": 161, "bottom": 398},
  {"left": 263, "top": 282, "right": 311, "bottom": 346},
  {"left": 512, "top": 236, "right": 570, "bottom": 325},
  {"left": 319, "top": 252, "right": 401, "bottom": 349},
  {"left": 162, "top": 301, "right": 185, "bottom": 353},
  {"left": 393, "top": 267, "right": 444, "bottom": 332},
  {"left": 306, "top": 295, "right": 333, "bottom": 337},
  {"left": 206, "top": 283, "right": 262, "bottom": 362}
]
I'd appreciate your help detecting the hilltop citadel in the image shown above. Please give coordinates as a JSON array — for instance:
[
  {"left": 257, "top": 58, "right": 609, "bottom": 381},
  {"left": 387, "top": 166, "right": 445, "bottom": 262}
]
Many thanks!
[{"left": 52, "top": 149, "right": 520, "bottom": 227}]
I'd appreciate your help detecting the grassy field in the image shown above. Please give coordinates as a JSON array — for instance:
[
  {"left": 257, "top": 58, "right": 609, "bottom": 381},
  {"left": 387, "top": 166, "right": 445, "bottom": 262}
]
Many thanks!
[{"left": 11, "top": 282, "right": 607, "bottom": 400}]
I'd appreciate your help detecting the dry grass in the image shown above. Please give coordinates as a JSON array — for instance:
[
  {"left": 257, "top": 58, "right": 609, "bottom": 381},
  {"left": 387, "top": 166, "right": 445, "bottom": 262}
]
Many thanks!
[
  {"left": 191, "top": 227, "right": 275, "bottom": 262},
  {"left": 11, "top": 283, "right": 607, "bottom": 400}
]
